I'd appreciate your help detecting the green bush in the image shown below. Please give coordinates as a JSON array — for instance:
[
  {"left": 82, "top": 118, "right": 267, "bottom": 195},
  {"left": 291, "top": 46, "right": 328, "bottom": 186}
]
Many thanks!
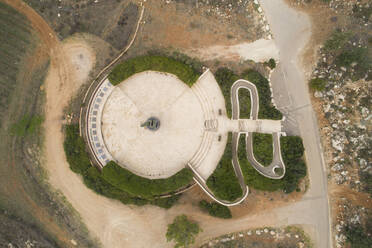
[
  {"left": 102, "top": 161, "right": 193, "bottom": 199},
  {"left": 199, "top": 200, "right": 232, "bottom": 219},
  {"left": 206, "top": 133, "right": 243, "bottom": 201},
  {"left": 239, "top": 135, "right": 307, "bottom": 193},
  {"left": 63, "top": 124, "right": 91, "bottom": 174},
  {"left": 214, "top": 67, "right": 282, "bottom": 120},
  {"left": 63, "top": 124, "right": 188, "bottom": 208},
  {"left": 166, "top": 215, "right": 202, "bottom": 248},
  {"left": 241, "top": 69, "right": 282, "bottom": 120},
  {"left": 264, "top": 58, "right": 276, "bottom": 69},
  {"left": 214, "top": 68, "right": 239, "bottom": 118},
  {"left": 309, "top": 78, "right": 327, "bottom": 91},
  {"left": 108, "top": 55, "right": 200, "bottom": 86},
  {"left": 253, "top": 133, "right": 273, "bottom": 166}
]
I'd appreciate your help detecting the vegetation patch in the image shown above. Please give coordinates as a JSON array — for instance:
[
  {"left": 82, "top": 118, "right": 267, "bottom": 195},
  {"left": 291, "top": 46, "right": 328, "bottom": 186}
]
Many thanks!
[
  {"left": 10, "top": 115, "right": 43, "bottom": 137},
  {"left": 240, "top": 135, "right": 307, "bottom": 193},
  {"left": 344, "top": 216, "right": 372, "bottom": 248},
  {"left": 214, "top": 67, "right": 282, "bottom": 120},
  {"left": 108, "top": 55, "right": 200, "bottom": 86},
  {"left": 102, "top": 161, "right": 193, "bottom": 199},
  {"left": 166, "top": 215, "right": 202, "bottom": 248},
  {"left": 252, "top": 133, "right": 273, "bottom": 166},
  {"left": 199, "top": 200, "right": 232, "bottom": 219},
  {"left": 63, "top": 124, "right": 190, "bottom": 208},
  {"left": 264, "top": 58, "right": 276, "bottom": 69},
  {"left": 309, "top": 78, "right": 327, "bottom": 91},
  {"left": 206, "top": 133, "right": 243, "bottom": 201},
  {"left": 238, "top": 88, "right": 251, "bottom": 119},
  {"left": 241, "top": 70, "right": 282, "bottom": 120}
]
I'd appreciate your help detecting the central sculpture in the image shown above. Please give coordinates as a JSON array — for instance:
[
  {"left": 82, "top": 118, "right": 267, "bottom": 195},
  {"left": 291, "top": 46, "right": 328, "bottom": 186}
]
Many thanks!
[{"left": 141, "top": 117, "right": 161, "bottom": 131}]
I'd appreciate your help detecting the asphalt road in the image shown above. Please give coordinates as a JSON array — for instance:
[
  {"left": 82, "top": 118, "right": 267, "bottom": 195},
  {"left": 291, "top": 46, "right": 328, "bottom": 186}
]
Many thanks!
[{"left": 259, "top": 0, "right": 332, "bottom": 247}]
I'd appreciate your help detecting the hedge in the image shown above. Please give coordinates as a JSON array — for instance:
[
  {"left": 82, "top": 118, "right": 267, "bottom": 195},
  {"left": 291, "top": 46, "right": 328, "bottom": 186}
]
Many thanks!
[
  {"left": 108, "top": 55, "right": 200, "bottom": 86},
  {"left": 63, "top": 124, "right": 190, "bottom": 208},
  {"left": 102, "top": 161, "right": 194, "bottom": 199},
  {"left": 206, "top": 133, "right": 242, "bottom": 201}
]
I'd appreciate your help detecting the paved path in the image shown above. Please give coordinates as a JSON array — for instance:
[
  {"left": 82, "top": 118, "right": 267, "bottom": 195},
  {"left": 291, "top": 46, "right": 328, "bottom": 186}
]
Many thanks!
[
  {"left": 231, "top": 79, "right": 285, "bottom": 179},
  {"left": 259, "top": 0, "right": 332, "bottom": 247},
  {"left": 189, "top": 77, "right": 285, "bottom": 206}
]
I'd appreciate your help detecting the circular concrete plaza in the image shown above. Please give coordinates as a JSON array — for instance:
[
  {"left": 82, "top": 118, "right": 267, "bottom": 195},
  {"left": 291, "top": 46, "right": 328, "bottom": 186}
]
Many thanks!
[{"left": 101, "top": 71, "right": 204, "bottom": 179}]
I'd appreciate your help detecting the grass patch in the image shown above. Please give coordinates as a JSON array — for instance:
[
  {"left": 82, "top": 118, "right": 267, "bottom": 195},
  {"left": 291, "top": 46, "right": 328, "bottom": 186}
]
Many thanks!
[
  {"left": 252, "top": 133, "right": 273, "bottom": 166},
  {"left": 108, "top": 55, "right": 200, "bottom": 86},
  {"left": 199, "top": 200, "right": 232, "bottom": 219},
  {"left": 10, "top": 115, "right": 43, "bottom": 137},
  {"left": 239, "top": 135, "right": 307, "bottom": 193},
  {"left": 309, "top": 78, "right": 327, "bottom": 91},
  {"left": 214, "top": 67, "right": 282, "bottom": 120},
  {"left": 206, "top": 133, "right": 242, "bottom": 202},
  {"left": 63, "top": 124, "right": 191, "bottom": 208},
  {"left": 238, "top": 88, "right": 251, "bottom": 119},
  {"left": 102, "top": 161, "right": 193, "bottom": 199}
]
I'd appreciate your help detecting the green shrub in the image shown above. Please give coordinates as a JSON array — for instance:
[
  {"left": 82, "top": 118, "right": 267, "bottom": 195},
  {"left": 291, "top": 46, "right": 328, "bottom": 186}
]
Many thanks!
[
  {"left": 239, "top": 135, "right": 307, "bottom": 193},
  {"left": 214, "top": 67, "right": 239, "bottom": 118},
  {"left": 253, "top": 133, "right": 273, "bottom": 166},
  {"left": 108, "top": 55, "right": 200, "bottom": 86},
  {"left": 102, "top": 161, "right": 193, "bottom": 199},
  {"left": 63, "top": 124, "right": 91, "bottom": 174},
  {"left": 206, "top": 133, "right": 243, "bottom": 201},
  {"left": 199, "top": 200, "right": 232, "bottom": 219},
  {"left": 264, "top": 58, "right": 276, "bottom": 69},
  {"left": 309, "top": 78, "right": 327, "bottom": 91},
  {"left": 166, "top": 215, "right": 202, "bottom": 248},
  {"left": 214, "top": 67, "right": 282, "bottom": 120},
  {"left": 241, "top": 70, "right": 282, "bottom": 120},
  {"left": 63, "top": 124, "right": 187, "bottom": 208}
]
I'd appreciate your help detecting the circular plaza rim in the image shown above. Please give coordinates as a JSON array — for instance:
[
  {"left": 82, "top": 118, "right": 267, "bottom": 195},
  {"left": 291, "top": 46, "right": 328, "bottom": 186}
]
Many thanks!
[{"left": 85, "top": 71, "right": 205, "bottom": 179}]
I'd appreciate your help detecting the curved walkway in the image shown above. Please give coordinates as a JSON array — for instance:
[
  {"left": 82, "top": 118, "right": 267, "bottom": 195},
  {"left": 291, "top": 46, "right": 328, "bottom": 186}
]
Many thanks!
[
  {"left": 189, "top": 78, "right": 285, "bottom": 206},
  {"left": 231, "top": 79, "right": 285, "bottom": 179}
]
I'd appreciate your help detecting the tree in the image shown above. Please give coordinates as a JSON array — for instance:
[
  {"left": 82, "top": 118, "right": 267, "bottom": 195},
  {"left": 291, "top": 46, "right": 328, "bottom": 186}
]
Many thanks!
[{"left": 166, "top": 215, "right": 202, "bottom": 248}]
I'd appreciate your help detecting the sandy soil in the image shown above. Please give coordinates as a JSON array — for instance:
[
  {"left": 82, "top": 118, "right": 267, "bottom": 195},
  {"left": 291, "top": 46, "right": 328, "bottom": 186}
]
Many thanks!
[{"left": 191, "top": 39, "right": 279, "bottom": 63}]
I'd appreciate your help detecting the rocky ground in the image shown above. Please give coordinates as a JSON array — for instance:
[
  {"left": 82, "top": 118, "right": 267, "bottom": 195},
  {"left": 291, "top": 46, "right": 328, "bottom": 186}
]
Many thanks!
[
  {"left": 288, "top": 0, "right": 371, "bottom": 247},
  {"left": 200, "top": 226, "right": 312, "bottom": 248}
]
